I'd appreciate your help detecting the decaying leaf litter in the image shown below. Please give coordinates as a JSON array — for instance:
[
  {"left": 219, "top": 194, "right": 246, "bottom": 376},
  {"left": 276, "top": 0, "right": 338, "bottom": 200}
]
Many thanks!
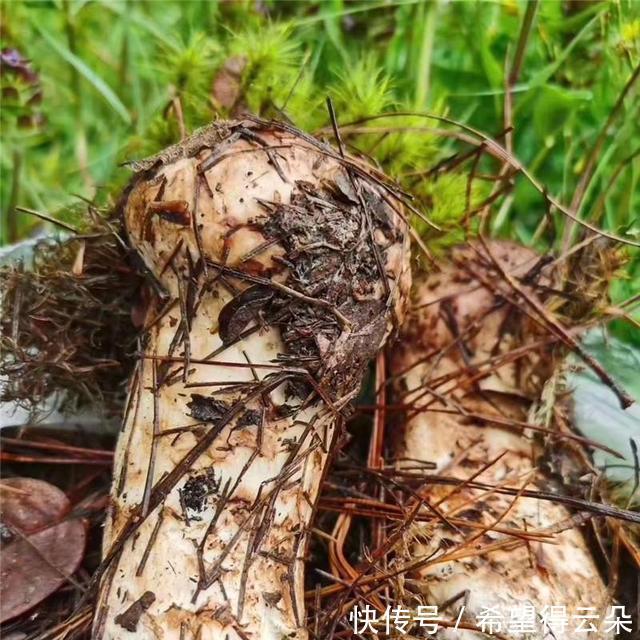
[{"left": 1, "top": 14, "right": 640, "bottom": 640}]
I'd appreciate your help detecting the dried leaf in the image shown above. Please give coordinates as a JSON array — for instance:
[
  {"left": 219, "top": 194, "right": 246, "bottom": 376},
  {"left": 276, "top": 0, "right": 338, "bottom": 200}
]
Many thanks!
[
  {"left": 0, "top": 478, "right": 86, "bottom": 623},
  {"left": 0, "top": 477, "right": 70, "bottom": 533}
]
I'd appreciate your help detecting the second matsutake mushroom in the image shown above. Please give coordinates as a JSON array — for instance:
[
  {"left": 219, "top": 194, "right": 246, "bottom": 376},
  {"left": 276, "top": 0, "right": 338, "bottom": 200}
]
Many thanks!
[
  {"left": 93, "top": 119, "right": 410, "bottom": 639},
  {"left": 390, "top": 241, "right": 614, "bottom": 639}
]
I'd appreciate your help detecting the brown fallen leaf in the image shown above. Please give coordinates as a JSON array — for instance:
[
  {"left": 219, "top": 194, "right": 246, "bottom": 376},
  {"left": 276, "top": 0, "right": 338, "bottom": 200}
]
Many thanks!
[
  {"left": 0, "top": 477, "right": 71, "bottom": 532},
  {"left": 0, "top": 477, "right": 86, "bottom": 623}
]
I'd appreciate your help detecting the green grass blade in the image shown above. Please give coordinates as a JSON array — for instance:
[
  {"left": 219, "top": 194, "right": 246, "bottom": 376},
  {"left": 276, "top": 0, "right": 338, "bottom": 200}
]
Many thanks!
[{"left": 34, "top": 24, "right": 132, "bottom": 124}]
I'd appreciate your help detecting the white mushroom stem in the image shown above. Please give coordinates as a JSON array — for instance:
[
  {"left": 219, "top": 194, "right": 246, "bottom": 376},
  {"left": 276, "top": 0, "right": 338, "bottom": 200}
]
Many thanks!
[
  {"left": 94, "top": 121, "right": 410, "bottom": 640},
  {"left": 391, "top": 241, "right": 612, "bottom": 639}
]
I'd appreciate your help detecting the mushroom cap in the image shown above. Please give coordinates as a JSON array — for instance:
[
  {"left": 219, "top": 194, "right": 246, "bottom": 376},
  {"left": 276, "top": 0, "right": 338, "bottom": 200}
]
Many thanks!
[{"left": 123, "top": 119, "right": 411, "bottom": 397}]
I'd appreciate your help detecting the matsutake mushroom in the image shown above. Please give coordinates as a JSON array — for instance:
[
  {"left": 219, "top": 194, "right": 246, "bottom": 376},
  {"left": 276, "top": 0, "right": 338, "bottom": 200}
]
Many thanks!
[
  {"left": 390, "top": 240, "right": 613, "bottom": 640},
  {"left": 93, "top": 119, "right": 410, "bottom": 640}
]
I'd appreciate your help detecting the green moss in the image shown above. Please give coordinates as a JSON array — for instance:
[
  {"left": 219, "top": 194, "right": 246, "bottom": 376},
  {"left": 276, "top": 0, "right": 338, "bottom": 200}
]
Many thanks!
[
  {"left": 1, "top": 0, "right": 638, "bottom": 346},
  {"left": 330, "top": 55, "right": 395, "bottom": 123}
]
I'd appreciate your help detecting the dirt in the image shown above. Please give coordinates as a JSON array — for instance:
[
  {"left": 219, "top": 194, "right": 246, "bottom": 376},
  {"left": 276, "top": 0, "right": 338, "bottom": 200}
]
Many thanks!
[{"left": 260, "top": 178, "right": 399, "bottom": 400}]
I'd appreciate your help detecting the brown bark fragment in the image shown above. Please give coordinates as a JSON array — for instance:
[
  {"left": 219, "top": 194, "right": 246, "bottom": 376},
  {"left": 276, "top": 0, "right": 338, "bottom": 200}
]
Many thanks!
[{"left": 114, "top": 591, "right": 156, "bottom": 632}]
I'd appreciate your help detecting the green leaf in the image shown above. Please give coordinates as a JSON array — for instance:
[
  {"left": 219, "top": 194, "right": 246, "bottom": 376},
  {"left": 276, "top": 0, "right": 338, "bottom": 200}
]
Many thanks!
[
  {"left": 568, "top": 330, "right": 640, "bottom": 486},
  {"left": 531, "top": 84, "right": 590, "bottom": 139},
  {"left": 33, "top": 24, "right": 131, "bottom": 124},
  {"left": 528, "top": 9, "right": 604, "bottom": 89}
]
